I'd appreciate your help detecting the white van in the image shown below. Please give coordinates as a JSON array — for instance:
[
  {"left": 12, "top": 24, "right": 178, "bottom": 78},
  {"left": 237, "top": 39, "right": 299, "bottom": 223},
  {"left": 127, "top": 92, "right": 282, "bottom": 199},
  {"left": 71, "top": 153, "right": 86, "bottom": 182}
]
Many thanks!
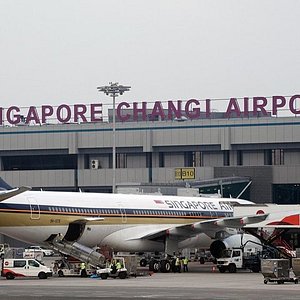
[{"left": 2, "top": 258, "right": 52, "bottom": 280}]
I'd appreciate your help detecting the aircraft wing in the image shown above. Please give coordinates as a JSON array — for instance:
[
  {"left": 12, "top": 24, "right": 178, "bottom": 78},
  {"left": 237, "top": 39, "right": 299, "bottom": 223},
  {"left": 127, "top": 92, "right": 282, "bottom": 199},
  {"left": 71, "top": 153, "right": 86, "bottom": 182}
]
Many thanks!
[
  {"left": 0, "top": 186, "right": 31, "bottom": 202},
  {"left": 243, "top": 211, "right": 300, "bottom": 229},
  {"left": 138, "top": 213, "right": 269, "bottom": 241}
]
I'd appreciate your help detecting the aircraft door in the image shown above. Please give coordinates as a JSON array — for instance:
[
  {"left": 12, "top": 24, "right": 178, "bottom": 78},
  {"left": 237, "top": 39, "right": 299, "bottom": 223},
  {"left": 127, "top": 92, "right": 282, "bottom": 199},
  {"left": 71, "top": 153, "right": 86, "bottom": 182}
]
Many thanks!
[
  {"left": 118, "top": 203, "right": 127, "bottom": 223},
  {"left": 27, "top": 197, "right": 40, "bottom": 220}
]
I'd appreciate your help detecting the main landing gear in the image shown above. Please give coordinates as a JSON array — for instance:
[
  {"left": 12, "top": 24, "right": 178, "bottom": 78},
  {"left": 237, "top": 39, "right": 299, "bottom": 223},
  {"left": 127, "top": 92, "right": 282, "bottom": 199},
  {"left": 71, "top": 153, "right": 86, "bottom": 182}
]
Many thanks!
[{"left": 148, "top": 259, "right": 172, "bottom": 273}]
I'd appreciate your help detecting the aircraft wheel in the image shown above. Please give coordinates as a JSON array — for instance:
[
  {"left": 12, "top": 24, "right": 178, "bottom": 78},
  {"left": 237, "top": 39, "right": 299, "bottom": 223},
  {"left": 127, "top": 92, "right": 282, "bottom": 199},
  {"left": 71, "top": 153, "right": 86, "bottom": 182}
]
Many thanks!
[
  {"left": 160, "top": 260, "right": 171, "bottom": 273},
  {"left": 264, "top": 279, "right": 268, "bottom": 284},
  {"left": 58, "top": 270, "right": 64, "bottom": 277},
  {"left": 149, "top": 260, "right": 160, "bottom": 273},
  {"left": 140, "top": 259, "right": 147, "bottom": 267}
]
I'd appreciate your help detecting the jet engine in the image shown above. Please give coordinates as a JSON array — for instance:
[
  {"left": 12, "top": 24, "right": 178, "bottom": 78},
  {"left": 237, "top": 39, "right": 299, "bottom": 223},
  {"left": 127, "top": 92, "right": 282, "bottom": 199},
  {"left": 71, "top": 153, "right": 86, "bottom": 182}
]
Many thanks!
[{"left": 210, "top": 233, "right": 262, "bottom": 258}]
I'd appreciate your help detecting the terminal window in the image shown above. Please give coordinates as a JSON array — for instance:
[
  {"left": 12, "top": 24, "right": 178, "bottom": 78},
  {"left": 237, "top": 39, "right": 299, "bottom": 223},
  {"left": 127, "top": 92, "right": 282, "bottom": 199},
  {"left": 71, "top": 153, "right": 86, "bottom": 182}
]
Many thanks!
[
  {"left": 264, "top": 149, "right": 284, "bottom": 165},
  {"left": 2, "top": 154, "right": 77, "bottom": 170},
  {"left": 272, "top": 149, "right": 284, "bottom": 165},
  {"left": 273, "top": 184, "right": 300, "bottom": 204},
  {"left": 191, "top": 151, "right": 203, "bottom": 167}
]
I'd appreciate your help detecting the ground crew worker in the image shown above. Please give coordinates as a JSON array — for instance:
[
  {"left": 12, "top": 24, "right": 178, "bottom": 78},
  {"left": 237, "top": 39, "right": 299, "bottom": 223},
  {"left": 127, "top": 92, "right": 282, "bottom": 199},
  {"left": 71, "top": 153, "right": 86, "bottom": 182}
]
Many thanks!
[
  {"left": 182, "top": 257, "right": 189, "bottom": 272},
  {"left": 171, "top": 257, "right": 176, "bottom": 273},
  {"left": 175, "top": 256, "right": 181, "bottom": 273},
  {"left": 80, "top": 262, "right": 87, "bottom": 277},
  {"left": 110, "top": 259, "right": 117, "bottom": 274},
  {"left": 116, "top": 260, "right": 122, "bottom": 270}
]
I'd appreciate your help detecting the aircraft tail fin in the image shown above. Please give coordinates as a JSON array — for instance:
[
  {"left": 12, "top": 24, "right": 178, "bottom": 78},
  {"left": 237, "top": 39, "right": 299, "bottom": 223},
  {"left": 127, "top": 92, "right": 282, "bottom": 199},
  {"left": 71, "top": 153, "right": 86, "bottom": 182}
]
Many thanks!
[
  {"left": 0, "top": 177, "right": 13, "bottom": 190},
  {"left": 0, "top": 178, "right": 31, "bottom": 202},
  {"left": 0, "top": 186, "right": 32, "bottom": 202}
]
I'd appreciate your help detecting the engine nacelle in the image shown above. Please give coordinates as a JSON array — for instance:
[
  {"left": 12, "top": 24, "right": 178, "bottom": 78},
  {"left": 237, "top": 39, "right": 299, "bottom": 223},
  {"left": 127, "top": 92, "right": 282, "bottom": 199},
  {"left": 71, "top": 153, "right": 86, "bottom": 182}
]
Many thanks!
[{"left": 210, "top": 233, "right": 262, "bottom": 258}]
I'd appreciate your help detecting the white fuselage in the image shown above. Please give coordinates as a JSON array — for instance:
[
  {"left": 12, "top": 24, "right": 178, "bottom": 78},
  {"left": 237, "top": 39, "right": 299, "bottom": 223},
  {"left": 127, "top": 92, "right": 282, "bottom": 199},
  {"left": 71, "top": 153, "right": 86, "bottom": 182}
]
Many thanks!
[{"left": 0, "top": 190, "right": 251, "bottom": 252}]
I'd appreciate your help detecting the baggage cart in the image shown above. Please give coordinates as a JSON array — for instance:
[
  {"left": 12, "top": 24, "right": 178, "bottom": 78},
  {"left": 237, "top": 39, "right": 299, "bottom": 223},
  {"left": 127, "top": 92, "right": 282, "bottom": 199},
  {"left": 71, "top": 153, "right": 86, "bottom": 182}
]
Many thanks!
[
  {"left": 292, "top": 258, "right": 300, "bottom": 278},
  {"left": 261, "top": 259, "right": 298, "bottom": 284}
]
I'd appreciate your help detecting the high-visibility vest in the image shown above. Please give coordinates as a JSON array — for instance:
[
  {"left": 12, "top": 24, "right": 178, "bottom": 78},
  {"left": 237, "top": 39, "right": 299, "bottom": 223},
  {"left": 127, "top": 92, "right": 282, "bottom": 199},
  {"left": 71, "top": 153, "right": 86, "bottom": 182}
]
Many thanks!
[
  {"left": 183, "top": 258, "right": 188, "bottom": 265},
  {"left": 116, "top": 262, "right": 122, "bottom": 269},
  {"left": 175, "top": 258, "right": 180, "bottom": 266},
  {"left": 80, "top": 262, "right": 86, "bottom": 270}
]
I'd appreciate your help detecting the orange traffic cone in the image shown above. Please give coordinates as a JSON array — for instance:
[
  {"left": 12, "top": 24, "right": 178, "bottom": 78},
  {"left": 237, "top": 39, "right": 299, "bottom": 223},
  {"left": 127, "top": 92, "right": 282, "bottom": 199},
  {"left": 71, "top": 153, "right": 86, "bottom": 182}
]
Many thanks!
[{"left": 211, "top": 265, "right": 216, "bottom": 272}]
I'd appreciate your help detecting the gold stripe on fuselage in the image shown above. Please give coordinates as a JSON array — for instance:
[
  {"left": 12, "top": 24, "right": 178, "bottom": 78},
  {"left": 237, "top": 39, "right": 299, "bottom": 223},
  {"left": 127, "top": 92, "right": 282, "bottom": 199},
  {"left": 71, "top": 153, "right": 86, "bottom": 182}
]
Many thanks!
[{"left": 0, "top": 211, "right": 212, "bottom": 227}]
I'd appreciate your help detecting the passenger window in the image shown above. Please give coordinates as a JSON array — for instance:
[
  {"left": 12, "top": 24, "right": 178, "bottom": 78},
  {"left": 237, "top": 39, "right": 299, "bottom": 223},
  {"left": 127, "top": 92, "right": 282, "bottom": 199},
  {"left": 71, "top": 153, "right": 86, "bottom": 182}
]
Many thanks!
[
  {"left": 14, "top": 260, "right": 26, "bottom": 268},
  {"left": 28, "top": 260, "right": 40, "bottom": 267}
]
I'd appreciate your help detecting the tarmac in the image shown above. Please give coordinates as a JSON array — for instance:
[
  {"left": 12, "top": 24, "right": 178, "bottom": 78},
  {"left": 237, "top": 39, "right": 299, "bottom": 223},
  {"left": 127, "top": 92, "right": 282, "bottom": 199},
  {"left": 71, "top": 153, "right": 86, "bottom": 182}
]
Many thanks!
[{"left": 1, "top": 262, "right": 300, "bottom": 299}]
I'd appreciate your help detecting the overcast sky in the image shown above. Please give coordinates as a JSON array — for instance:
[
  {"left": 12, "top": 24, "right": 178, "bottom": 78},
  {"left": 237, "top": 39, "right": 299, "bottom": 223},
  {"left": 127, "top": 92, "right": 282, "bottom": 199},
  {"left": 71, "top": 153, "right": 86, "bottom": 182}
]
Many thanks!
[{"left": 0, "top": 0, "right": 299, "bottom": 110}]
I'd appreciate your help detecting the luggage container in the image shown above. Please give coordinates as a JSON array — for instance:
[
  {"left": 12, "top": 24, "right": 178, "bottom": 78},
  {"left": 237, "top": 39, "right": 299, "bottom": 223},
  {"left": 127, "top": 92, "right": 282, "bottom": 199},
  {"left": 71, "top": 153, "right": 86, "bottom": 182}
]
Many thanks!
[
  {"left": 292, "top": 258, "right": 300, "bottom": 278},
  {"left": 261, "top": 259, "right": 298, "bottom": 284}
]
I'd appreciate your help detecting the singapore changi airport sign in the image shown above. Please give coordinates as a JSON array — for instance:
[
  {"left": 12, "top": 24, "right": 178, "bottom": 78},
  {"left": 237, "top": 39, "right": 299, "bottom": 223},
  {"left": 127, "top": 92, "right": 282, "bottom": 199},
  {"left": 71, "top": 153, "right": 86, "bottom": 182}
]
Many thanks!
[{"left": 0, "top": 94, "right": 299, "bottom": 126}]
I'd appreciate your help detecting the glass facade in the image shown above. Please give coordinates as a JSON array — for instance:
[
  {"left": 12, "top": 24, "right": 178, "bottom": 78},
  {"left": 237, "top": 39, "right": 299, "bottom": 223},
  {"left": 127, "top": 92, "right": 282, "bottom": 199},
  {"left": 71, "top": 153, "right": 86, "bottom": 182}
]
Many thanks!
[
  {"left": 273, "top": 184, "right": 300, "bottom": 204},
  {"left": 2, "top": 155, "right": 77, "bottom": 171}
]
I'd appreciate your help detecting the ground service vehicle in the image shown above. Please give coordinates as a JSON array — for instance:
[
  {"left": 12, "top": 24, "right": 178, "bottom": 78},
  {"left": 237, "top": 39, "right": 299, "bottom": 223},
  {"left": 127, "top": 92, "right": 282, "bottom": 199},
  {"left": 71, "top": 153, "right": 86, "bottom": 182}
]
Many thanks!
[
  {"left": 199, "top": 250, "right": 216, "bottom": 264},
  {"left": 53, "top": 257, "right": 94, "bottom": 277},
  {"left": 97, "top": 257, "right": 127, "bottom": 279},
  {"left": 217, "top": 248, "right": 261, "bottom": 273},
  {"left": 2, "top": 258, "right": 52, "bottom": 280},
  {"left": 97, "top": 255, "right": 137, "bottom": 279},
  {"left": 26, "top": 245, "right": 54, "bottom": 257}
]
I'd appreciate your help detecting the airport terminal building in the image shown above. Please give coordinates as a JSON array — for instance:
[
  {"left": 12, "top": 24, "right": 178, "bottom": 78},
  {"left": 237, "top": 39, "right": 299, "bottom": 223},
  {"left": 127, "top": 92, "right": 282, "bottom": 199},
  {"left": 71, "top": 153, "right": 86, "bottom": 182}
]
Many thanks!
[{"left": 0, "top": 95, "right": 300, "bottom": 204}]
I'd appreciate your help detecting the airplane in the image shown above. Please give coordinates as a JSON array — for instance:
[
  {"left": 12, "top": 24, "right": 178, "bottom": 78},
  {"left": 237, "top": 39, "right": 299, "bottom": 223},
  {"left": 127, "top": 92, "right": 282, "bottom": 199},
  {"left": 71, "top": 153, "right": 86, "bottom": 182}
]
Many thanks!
[{"left": 0, "top": 180, "right": 268, "bottom": 271}]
